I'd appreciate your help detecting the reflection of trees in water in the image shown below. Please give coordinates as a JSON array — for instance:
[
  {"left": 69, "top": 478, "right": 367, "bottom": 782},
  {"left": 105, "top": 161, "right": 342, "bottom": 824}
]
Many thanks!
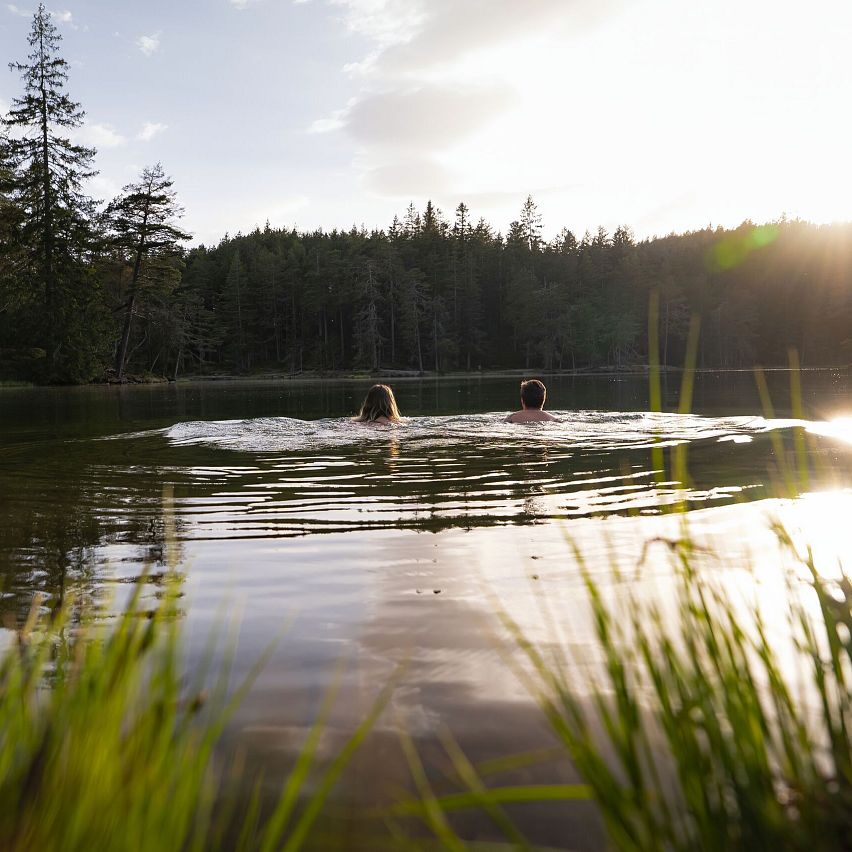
[
  {"left": 0, "top": 443, "right": 186, "bottom": 623},
  {"left": 3, "top": 419, "right": 842, "bottom": 621}
]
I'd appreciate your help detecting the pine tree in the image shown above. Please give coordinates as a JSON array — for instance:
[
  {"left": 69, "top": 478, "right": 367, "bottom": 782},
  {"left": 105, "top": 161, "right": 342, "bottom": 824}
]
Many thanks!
[
  {"left": 4, "top": 3, "right": 98, "bottom": 373},
  {"left": 519, "top": 194, "right": 543, "bottom": 252},
  {"left": 0, "top": 134, "right": 25, "bottom": 314},
  {"left": 105, "top": 163, "right": 191, "bottom": 380}
]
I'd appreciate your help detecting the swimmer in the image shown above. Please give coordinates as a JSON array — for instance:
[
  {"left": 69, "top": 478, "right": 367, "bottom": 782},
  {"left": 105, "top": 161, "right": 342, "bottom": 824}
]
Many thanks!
[
  {"left": 504, "top": 379, "right": 557, "bottom": 423},
  {"left": 354, "top": 384, "right": 401, "bottom": 425}
]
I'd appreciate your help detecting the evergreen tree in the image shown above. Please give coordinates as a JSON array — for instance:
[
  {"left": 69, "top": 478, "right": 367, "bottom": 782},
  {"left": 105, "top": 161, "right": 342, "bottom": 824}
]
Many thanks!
[
  {"left": 105, "top": 163, "right": 190, "bottom": 380},
  {"left": 4, "top": 3, "right": 99, "bottom": 377}
]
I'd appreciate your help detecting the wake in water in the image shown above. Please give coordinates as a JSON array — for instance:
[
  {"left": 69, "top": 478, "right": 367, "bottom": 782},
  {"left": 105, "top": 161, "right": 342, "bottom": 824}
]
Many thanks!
[{"left": 158, "top": 411, "right": 805, "bottom": 454}]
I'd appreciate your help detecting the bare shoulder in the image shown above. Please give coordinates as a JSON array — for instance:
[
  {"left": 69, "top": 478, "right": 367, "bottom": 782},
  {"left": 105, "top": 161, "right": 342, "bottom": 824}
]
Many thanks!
[{"left": 505, "top": 410, "right": 557, "bottom": 424}]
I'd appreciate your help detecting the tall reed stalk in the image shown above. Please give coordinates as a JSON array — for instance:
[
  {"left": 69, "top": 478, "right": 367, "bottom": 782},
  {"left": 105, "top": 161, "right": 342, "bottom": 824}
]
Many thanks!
[{"left": 0, "top": 488, "right": 392, "bottom": 851}]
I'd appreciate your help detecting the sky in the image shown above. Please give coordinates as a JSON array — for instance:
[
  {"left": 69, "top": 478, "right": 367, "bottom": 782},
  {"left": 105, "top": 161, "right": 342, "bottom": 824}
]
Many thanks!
[{"left": 2, "top": 0, "right": 852, "bottom": 246}]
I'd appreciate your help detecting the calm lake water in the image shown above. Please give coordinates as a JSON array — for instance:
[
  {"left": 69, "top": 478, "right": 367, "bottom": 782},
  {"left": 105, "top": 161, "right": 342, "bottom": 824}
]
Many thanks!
[{"left": 2, "top": 371, "right": 852, "bottom": 847}]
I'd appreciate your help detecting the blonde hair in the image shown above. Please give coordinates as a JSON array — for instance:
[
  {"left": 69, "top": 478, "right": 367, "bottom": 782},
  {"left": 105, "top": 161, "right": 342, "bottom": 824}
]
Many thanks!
[{"left": 355, "top": 384, "right": 401, "bottom": 422}]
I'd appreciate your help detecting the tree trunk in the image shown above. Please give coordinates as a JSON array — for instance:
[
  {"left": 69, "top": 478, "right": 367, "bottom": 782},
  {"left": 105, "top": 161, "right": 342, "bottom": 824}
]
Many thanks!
[
  {"left": 271, "top": 270, "right": 280, "bottom": 362},
  {"left": 390, "top": 287, "right": 396, "bottom": 365},
  {"left": 115, "top": 291, "right": 137, "bottom": 379},
  {"left": 433, "top": 310, "right": 439, "bottom": 372},
  {"left": 38, "top": 28, "right": 55, "bottom": 347}
]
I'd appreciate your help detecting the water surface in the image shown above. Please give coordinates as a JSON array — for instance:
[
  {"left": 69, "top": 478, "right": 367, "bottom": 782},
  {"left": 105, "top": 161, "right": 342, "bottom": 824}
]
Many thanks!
[{"left": 2, "top": 372, "right": 851, "bottom": 847}]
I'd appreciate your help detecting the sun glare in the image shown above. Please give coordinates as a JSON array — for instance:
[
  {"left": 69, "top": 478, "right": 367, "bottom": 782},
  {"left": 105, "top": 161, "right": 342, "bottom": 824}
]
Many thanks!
[{"left": 807, "top": 417, "right": 852, "bottom": 445}]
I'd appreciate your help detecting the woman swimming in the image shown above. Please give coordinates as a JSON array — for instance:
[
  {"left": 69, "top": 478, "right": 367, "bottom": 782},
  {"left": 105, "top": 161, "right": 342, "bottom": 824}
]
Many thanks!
[{"left": 354, "top": 384, "right": 401, "bottom": 424}]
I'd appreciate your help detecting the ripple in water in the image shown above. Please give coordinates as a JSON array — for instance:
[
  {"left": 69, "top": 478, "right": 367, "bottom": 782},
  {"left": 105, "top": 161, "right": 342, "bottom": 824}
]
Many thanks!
[
  {"left": 161, "top": 411, "right": 798, "bottom": 453},
  {"left": 96, "top": 411, "right": 823, "bottom": 540}
]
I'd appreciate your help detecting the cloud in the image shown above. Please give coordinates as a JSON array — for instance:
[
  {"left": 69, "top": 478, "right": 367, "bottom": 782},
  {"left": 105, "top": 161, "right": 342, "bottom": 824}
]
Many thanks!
[
  {"left": 136, "top": 32, "right": 161, "bottom": 56},
  {"left": 50, "top": 8, "right": 76, "bottom": 28},
  {"left": 313, "top": 0, "right": 626, "bottom": 202},
  {"left": 345, "top": 84, "right": 515, "bottom": 149},
  {"left": 73, "top": 122, "right": 126, "bottom": 148},
  {"left": 363, "top": 157, "right": 453, "bottom": 197},
  {"left": 88, "top": 174, "right": 121, "bottom": 202},
  {"left": 376, "top": 0, "right": 621, "bottom": 75},
  {"left": 137, "top": 121, "right": 168, "bottom": 141},
  {"left": 309, "top": 114, "right": 346, "bottom": 134},
  {"left": 7, "top": 5, "right": 78, "bottom": 26}
]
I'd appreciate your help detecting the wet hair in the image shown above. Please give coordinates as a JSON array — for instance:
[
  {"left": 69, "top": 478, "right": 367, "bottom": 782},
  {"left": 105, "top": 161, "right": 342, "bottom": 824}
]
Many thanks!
[
  {"left": 520, "top": 379, "right": 546, "bottom": 409},
  {"left": 356, "top": 384, "right": 401, "bottom": 422}
]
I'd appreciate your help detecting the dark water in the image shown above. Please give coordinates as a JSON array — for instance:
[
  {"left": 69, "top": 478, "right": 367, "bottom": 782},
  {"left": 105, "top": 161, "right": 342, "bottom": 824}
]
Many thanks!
[{"left": 2, "top": 371, "right": 852, "bottom": 847}]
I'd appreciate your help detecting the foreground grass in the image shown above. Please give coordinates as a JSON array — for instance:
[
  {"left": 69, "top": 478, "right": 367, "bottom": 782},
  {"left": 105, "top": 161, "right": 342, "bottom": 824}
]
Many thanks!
[
  {"left": 4, "top": 527, "right": 850, "bottom": 851},
  {"left": 0, "top": 579, "right": 391, "bottom": 852},
  {"left": 391, "top": 525, "right": 852, "bottom": 851}
]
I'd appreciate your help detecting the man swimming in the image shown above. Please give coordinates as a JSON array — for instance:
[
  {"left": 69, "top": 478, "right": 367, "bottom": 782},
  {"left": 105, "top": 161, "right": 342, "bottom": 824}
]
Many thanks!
[{"left": 504, "top": 379, "right": 558, "bottom": 423}]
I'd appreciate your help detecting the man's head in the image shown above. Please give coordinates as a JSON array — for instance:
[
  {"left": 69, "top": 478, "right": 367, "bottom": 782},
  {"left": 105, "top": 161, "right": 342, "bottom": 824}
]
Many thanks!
[{"left": 520, "top": 379, "right": 546, "bottom": 410}]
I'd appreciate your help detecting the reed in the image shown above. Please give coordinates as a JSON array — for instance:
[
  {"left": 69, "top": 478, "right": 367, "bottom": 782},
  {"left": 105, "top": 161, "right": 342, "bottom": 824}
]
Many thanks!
[
  {"left": 394, "top": 318, "right": 851, "bottom": 850},
  {"left": 0, "top": 577, "right": 391, "bottom": 852}
]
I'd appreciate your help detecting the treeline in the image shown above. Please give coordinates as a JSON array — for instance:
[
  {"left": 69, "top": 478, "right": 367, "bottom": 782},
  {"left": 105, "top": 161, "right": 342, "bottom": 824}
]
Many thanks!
[
  {"left": 176, "top": 211, "right": 852, "bottom": 378},
  {"left": 2, "top": 7, "right": 852, "bottom": 384}
]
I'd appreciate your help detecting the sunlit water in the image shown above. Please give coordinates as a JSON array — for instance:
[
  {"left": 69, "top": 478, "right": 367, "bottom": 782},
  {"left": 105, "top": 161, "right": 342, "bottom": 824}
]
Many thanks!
[{"left": 1, "top": 373, "right": 851, "bottom": 847}]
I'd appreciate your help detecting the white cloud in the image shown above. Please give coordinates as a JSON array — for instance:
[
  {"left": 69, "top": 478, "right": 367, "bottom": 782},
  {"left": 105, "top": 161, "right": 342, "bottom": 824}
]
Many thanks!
[
  {"left": 137, "top": 121, "right": 168, "bottom": 142},
  {"left": 345, "top": 84, "right": 515, "bottom": 149},
  {"left": 73, "top": 122, "right": 127, "bottom": 148},
  {"left": 88, "top": 174, "right": 121, "bottom": 202},
  {"left": 136, "top": 32, "right": 161, "bottom": 56},
  {"left": 50, "top": 8, "right": 76, "bottom": 28},
  {"left": 308, "top": 104, "right": 350, "bottom": 134},
  {"left": 7, "top": 5, "right": 77, "bottom": 25},
  {"left": 311, "top": 0, "right": 635, "bottom": 210},
  {"left": 308, "top": 115, "right": 345, "bottom": 134}
]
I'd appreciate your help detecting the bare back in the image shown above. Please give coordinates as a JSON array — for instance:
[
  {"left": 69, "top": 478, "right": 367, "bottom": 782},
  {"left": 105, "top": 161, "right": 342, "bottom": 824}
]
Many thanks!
[{"left": 504, "top": 409, "right": 558, "bottom": 423}]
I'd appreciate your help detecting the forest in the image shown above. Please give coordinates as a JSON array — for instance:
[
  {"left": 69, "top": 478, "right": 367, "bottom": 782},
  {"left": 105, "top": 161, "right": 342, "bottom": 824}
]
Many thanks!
[{"left": 2, "top": 5, "right": 852, "bottom": 384}]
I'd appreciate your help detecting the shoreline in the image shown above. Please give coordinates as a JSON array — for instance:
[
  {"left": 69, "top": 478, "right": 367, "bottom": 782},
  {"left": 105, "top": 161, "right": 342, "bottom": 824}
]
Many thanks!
[{"left": 2, "top": 363, "right": 850, "bottom": 389}]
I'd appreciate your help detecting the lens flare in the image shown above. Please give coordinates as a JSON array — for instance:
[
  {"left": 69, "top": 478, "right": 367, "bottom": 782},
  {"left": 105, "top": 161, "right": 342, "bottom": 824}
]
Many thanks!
[{"left": 708, "top": 224, "right": 780, "bottom": 271}]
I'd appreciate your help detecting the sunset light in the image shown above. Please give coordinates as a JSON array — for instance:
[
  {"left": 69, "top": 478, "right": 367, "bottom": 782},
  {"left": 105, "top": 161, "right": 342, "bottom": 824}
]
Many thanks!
[
  {"left": 4, "top": 0, "right": 852, "bottom": 241},
  {"left": 3, "top": 1, "right": 852, "bottom": 849}
]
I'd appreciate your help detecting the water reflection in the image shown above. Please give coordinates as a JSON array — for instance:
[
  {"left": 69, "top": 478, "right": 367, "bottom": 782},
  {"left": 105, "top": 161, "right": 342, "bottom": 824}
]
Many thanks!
[
  {"left": 3, "top": 406, "right": 852, "bottom": 610},
  {"left": 2, "top": 375, "right": 852, "bottom": 845}
]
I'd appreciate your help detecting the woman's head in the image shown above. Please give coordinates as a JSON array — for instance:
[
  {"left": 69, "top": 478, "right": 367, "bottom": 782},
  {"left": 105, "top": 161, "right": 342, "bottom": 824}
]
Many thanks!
[{"left": 356, "top": 384, "right": 400, "bottom": 422}]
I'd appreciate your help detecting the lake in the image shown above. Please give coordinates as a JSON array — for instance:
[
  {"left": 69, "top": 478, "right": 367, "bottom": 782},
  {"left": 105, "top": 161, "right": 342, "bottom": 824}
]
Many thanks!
[{"left": 2, "top": 371, "right": 852, "bottom": 848}]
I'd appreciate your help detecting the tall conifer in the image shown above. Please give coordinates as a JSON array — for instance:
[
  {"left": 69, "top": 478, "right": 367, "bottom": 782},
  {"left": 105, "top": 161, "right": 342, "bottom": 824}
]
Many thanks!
[{"left": 4, "top": 3, "right": 98, "bottom": 376}]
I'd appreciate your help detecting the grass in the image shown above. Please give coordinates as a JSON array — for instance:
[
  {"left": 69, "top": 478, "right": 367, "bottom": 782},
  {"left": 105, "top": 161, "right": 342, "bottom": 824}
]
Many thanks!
[
  {"left": 0, "top": 487, "right": 394, "bottom": 851},
  {"left": 0, "top": 578, "right": 394, "bottom": 852},
  {"left": 500, "top": 531, "right": 852, "bottom": 851},
  {"left": 393, "top": 305, "right": 852, "bottom": 850},
  {"left": 3, "top": 305, "right": 851, "bottom": 849}
]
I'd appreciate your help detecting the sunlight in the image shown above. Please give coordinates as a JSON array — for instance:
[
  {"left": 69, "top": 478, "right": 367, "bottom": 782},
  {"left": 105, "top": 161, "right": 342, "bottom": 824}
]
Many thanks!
[
  {"left": 807, "top": 417, "right": 852, "bottom": 445},
  {"left": 776, "top": 489, "right": 852, "bottom": 580}
]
